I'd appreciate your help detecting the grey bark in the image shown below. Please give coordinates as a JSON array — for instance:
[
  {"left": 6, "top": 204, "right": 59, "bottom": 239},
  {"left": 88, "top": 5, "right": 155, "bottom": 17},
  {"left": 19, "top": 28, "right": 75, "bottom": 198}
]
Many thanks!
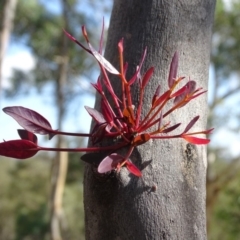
[{"left": 84, "top": 1, "right": 216, "bottom": 240}]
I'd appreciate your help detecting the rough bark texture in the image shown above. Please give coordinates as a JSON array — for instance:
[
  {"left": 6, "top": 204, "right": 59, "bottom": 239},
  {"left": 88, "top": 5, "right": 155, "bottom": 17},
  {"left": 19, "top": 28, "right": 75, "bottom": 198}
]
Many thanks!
[{"left": 84, "top": 1, "right": 216, "bottom": 239}]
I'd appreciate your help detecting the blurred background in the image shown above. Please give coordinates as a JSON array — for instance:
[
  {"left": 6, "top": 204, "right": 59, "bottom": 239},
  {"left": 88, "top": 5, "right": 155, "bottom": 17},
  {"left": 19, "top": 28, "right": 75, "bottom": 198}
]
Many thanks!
[{"left": 0, "top": 0, "right": 240, "bottom": 239}]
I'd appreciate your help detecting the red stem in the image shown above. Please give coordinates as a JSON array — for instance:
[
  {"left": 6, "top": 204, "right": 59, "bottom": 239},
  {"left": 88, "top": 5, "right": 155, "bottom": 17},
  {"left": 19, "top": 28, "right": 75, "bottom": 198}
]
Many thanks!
[{"left": 38, "top": 141, "right": 129, "bottom": 153}]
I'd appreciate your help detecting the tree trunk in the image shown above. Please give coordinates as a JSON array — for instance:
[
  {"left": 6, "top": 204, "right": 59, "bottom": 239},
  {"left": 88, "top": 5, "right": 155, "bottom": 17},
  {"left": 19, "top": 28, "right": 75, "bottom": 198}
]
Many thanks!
[
  {"left": 84, "top": 1, "right": 216, "bottom": 239},
  {"left": 50, "top": 1, "right": 69, "bottom": 239},
  {"left": 0, "top": 0, "right": 18, "bottom": 92}
]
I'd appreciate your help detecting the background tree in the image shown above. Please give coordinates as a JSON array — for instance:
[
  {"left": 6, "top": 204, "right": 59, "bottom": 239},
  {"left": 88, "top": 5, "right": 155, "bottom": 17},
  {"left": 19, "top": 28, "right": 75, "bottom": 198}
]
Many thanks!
[
  {"left": 207, "top": 0, "right": 240, "bottom": 238},
  {"left": 0, "top": 0, "right": 18, "bottom": 91},
  {"left": 0, "top": 0, "right": 111, "bottom": 239},
  {"left": 84, "top": 1, "right": 216, "bottom": 239}
]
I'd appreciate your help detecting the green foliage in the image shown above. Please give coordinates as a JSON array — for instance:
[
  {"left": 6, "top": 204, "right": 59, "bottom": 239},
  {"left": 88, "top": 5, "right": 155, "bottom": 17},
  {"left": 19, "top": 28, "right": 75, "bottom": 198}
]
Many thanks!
[
  {"left": 0, "top": 152, "right": 85, "bottom": 240},
  {"left": 212, "top": 0, "right": 240, "bottom": 78},
  {"left": 208, "top": 1, "right": 240, "bottom": 239},
  {"left": 209, "top": 170, "right": 240, "bottom": 240}
]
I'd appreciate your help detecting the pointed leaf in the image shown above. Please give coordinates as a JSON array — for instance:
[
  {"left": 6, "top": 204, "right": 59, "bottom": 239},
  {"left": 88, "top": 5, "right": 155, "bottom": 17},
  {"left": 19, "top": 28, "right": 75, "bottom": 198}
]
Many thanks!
[
  {"left": 132, "top": 133, "right": 150, "bottom": 147},
  {"left": 157, "top": 111, "right": 163, "bottom": 130},
  {"left": 183, "top": 116, "right": 200, "bottom": 133},
  {"left": 63, "top": 29, "right": 91, "bottom": 53},
  {"left": 18, "top": 129, "right": 38, "bottom": 144},
  {"left": 3, "top": 106, "right": 55, "bottom": 136},
  {"left": 186, "top": 81, "right": 197, "bottom": 95},
  {"left": 98, "top": 153, "right": 124, "bottom": 174},
  {"left": 201, "top": 128, "right": 214, "bottom": 135},
  {"left": 141, "top": 67, "right": 154, "bottom": 89},
  {"left": 88, "top": 43, "right": 120, "bottom": 75},
  {"left": 152, "top": 90, "right": 170, "bottom": 109},
  {"left": 91, "top": 122, "right": 109, "bottom": 144},
  {"left": 182, "top": 135, "right": 210, "bottom": 144},
  {"left": 129, "top": 48, "right": 147, "bottom": 85},
  {"left": 152, "top": 85, "right": 161, "bottom": 107},
  {"left": 171, "top": 84, "right": 188, "bottom": 98},
  {"left": 168, "top": 52, "right": 179, "bottom": 88},
  {"left": 0, "top": 139, "right": 39, "bottom": 159},
  {"left": 85, "top": 106, "right": 106, "bottom": 124},
  {"left": 98, "top": 18, "right": 105, "bottom": 54},
  {"left": 162, "top": 123, "right": 181, "bottom": 133},
  {"left": 125, "top": 160, "right": 142, "bottom": 177}
]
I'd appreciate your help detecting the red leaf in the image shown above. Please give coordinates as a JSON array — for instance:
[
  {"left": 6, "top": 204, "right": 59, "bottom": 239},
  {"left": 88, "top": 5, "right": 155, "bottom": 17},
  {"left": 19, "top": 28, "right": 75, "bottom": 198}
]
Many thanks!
[
  {"left": 168, "top": 52, "right": 179, "bottom": 88},
  {"left": 152, "top": 90, "right": 170, "bottom": 109},
  {"left": 128, "top": 48, "right": 147, "bottom": 85},
  {"left": 91, "top": 122, "right": 109, "bottom": 144},
  {"left": 63, "top": 29, "right": 91, "bottom": 54},
  {"left": 85, "top": 106, "right": 106, "bottom": 124},
  {"left": 0, "top": 139, "right": 39, "bottom": 159},
  {"left": 141, "top": 67, "right": 154, "bottom": 89},
  {"left": 183, "top": 116, "right": 200, "bottom": 133},
  {"left": 171, "top": 84, "right": 188, "bottom": 98},
  {"left": 132, "top": 133, "right": 150, "bottom": 147},
  {"left": 125, "top": 160, "right": 142, "bottom": 177},
  {"left": 98, "top": 153, "right": 123, "bottom": 174},
  {"left": 3, "top": 106, "right": 55, "bottom": 137},
  {"left": 182, "top": 135, "right": 210, "bottom": 144},
  {"left": 201, "top": 128, "right": 214, "bottom": 135},
  {"left": 91, "top": 76, "right": 103, "bottom": 93},
  {"left": 152, "top": 85, "right": 161, "bottom": 107},
  {"left": 98, "top": 18, "right": 105, "bottom": 54},
  {"left": 18, "top": 129, "right": 38, "bottom": 144},
  {"left": 162, "top": 123, "right": 181, "bottom": 133},
  {"left": 88, "top": 43, "right": 120, "bottom": 75}
]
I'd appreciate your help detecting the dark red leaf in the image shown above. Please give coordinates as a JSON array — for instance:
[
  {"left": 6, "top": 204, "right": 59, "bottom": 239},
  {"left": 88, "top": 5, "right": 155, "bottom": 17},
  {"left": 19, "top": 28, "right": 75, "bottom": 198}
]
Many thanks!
[
  {"left": 162, "top": 123, "right": 181, "bottom": 133},
  {"left": 85, "top": 106, "right": 106, "bottom": 124},
  {"left": 173, "top": 81, "right": 196, "bottom": 105},
  {"left": 182, "top": 135, "right": 210, "bottom": 144},
  {"left": 91, "top": 122, "right": 109, "bottom": 144},
  {"left": 18, "top": 129, "right": 38, "bottom": 144},
  {"left": 3, "top": 106, "right": 55, "bottom": 137},
  {"left": 125, "top": 160, "right": 142, "bottom": 177},
  {"left": 186, "top": 81, "right": 197, "bottom": 94},
  {"left": 183, "top": 116, "right": 200, "bottom": 133},
  {"left": 141, "top": 67, "right": 154, "bottom": 89},
  {"left": 0, "top": 139, "right": 39, "bottom": 159},
  {"left": 168, "top": 52, "right": 179, "bottom": 88},
  {"left": 98, "top": 153, "right": 124, "bottom": 174}
]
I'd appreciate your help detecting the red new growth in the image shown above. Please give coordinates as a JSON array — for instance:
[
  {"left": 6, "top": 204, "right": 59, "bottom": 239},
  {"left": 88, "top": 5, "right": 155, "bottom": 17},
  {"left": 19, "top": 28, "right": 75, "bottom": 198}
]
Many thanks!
[{"left": 0, "top": 23, "right": 213, "bottom": 177}]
